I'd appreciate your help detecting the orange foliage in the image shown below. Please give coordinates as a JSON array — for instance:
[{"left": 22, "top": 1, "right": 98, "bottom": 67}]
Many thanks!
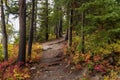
[{"left": 0, "top": 43, "right": 42, "bottom": 79}]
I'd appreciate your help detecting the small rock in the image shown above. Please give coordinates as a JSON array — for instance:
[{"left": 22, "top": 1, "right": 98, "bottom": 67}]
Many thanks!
[
  {"left": 45, "top": 71, "right": 49, "bottom": 73},
  {"left": 43, "top": 46, "right": 52, "bottom": 51},
  {"left": 37, "top": 71, "right": 40, "bottom": 74},
  {"left": 31, "top": 66, "right": 36, "bottom": 70}
]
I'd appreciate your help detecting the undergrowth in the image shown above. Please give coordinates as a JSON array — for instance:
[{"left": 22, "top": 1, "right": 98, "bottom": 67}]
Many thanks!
[
  {"left": 63, "top": 35, "right": 120, "bottom": 79},
  {"left": 0, "top": 43, "right": 42, "bottom": 80}
]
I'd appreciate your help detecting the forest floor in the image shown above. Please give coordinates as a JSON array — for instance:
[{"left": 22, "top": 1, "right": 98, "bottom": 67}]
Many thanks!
[{"left": 30, "top": 38, "right": 101, "bottom": 80}]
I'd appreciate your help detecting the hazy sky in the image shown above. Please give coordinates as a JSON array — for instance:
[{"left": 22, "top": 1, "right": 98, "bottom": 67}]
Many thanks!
[
  {"left": 9, "top": 0, "right": 53, "bottom": 31},
  {"left": 9, "top": 14, "right": 19, "bottom": 31}
]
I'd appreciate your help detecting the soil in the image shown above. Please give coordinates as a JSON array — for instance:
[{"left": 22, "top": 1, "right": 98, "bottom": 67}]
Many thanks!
[{"left": 30, "top": 38, "right": 101, "bottom": 80}]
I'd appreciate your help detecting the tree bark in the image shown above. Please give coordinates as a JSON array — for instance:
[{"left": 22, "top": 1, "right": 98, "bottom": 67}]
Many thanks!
[
  {"left": 55, "top": 24, "right": 59, "bottom": 39},
  {"left": 65, "top": 28, "right": 68, "bottom": 41},
  {"left": 45, "top": 0, "right": 49, "bottom": 41},
  {"left": 65, "top": 5, "right": 69, "bottom": 41},
  {"left": 81, "top": 11, "right": 85, "bottom": 54},
  {"left": 34, "top": 0, "right": 38, "bottom": 41},
  {"left": 55, "top": 7, "right": 63, "bottom": 39},
  {"left": 68, "top": 8, "right": 73, "bottom": 47},
  {"left": 4, "top": 0, "right": 10, "bottom": 24},
  {"left": 1, "top": 0, "right": 8, "bottom": 61},
  {"left": 28, "top": 0, "right": 35, "bottom": 60},
  {"left": 58, "top": 7, "right": 63, "bottom": 37},
  {"left": 17, "top": 0, "right": 26, "bottom": 63},
  {"left": 54, "top": 6, "right": 59, "bottom": 39}
]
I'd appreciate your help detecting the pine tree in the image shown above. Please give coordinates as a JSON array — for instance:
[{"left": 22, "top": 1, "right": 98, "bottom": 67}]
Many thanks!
[
  {"left": 28, "top": 0, "right": 35, "bottom": 60},
  {"left": 17, "top": 0, "right": 26, "bottom": 63},
  {"left": 54, "top": 0, "right": 63, "bottom": 38},
  {"left": 0, "top": 0, "right": 8, "bottom": 61},
  {"left": 38, "top": 0, "right": 50, "bottom": 41}
]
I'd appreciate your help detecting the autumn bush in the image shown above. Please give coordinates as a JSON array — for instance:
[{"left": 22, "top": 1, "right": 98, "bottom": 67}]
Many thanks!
[
  {"left": 64, "top": 35, "right": 120, "bottom": 78},
  {"left": 103, "top": 70, "right": 120, "bottom": 80},
  {"left": 0, "top": 44, "right": 4, "bottom": 61},
  {"left": 0, "top": 43, "right": 42, "bottom": 79}
]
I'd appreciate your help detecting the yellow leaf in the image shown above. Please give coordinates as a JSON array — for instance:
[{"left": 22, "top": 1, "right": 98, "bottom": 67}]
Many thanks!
[{"left": 24, "top": 74, "right": 30, "bottom": 78}]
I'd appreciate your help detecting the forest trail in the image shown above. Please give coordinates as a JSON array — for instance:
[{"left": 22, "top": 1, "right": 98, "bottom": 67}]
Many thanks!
[
  {"left": 30, "top": 38, "right": 83, "bottom": 80},
  {"left": 30, "top": 38, "right": 102, "bottom": 80}
]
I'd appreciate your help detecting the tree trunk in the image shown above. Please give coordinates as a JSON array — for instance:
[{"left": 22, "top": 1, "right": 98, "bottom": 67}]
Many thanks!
[
  {"left": 34, "top": 0, "right": 38, "bottom": 41},
  {"left": 54, "top": 6, "right": 59, "bottom": 39},
  {"left": 45, "top": 0, "right": 49, "bottom": 41},
  {"left": 65, "top": 3, "right": 70, "bottom": 41},
  {"left": 55, "top": 7, "right": 63, "bottom": 39},
  {"left": 68, "top": 8, "right": 73, "bottom": 47},
  {"left": 58, "top": 7, "right": 63, "bottom": 37},
  {"left": 17, "top": 0, "right": 26, "bottom": 63},
  {"left": 55, "top": 24, "right": 59, "bottom": 39},
  {"left": 65, "top": 28, "right": 68, "bottom": 41},
  {"left": 81, "top": 11, "right": 85, "bottom": 54},
  {"left": 4, "top": 0, "right": 10, "bottom": 24},
  {"left": 1, "top": 0, "right": 8, "bottom": 61},
  {"left": 28, "top": 0, "right": 35, "bottom": 60}
]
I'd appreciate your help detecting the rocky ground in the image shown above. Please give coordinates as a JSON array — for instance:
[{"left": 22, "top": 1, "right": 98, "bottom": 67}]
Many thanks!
[{"left": 30, "top": 38, "right": 102, "bottom": 80}]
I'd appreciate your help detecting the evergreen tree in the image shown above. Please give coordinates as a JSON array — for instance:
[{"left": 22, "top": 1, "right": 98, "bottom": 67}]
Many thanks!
[
  {"left": 0, "top": 0, "right": 8, "bottom": 61},
  {"left": 38, "top": 0, "right": 50, "bottom": 41},
  {"left": 28, "top": 0, "right": 35, "bottom": 60},
  {"left": 54, "top": 0, "right": 63, "bottom": 38},
  {"left": 17, "top": 0, "right": 26, "bottom": 63}
]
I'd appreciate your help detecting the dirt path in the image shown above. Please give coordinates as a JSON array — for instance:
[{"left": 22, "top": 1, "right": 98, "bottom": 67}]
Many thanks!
[
  {"left": 30, "top": 38, "right": 102, "bottom": 80},
  {"left": 30, "top": 38, "right": 83, "bottom": 80}
]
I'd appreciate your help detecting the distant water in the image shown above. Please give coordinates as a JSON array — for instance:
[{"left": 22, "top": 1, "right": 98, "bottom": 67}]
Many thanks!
[{"left": 0, "top": 32, "right": 18, "bottom": 44}]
